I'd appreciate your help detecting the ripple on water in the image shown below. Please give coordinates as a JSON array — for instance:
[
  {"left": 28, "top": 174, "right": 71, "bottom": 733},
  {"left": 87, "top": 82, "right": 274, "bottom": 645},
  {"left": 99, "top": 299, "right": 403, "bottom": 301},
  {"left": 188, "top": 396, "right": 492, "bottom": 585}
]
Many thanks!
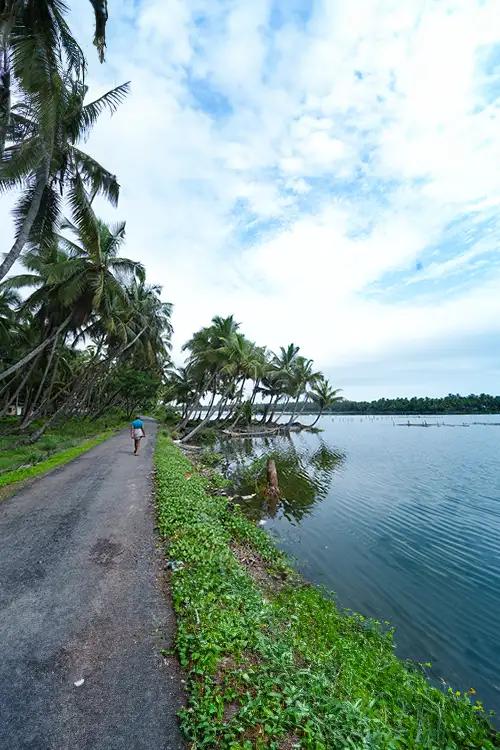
[{"left": 220, "top": 415, "right": 500, "bottom": 715}]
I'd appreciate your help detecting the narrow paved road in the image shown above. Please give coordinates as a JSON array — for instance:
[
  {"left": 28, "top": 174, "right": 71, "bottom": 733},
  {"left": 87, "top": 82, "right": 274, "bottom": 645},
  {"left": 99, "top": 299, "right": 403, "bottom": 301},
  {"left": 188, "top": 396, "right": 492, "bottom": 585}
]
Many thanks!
[{"left": 0, "top": 423, "right": 184, "bottom": 750}]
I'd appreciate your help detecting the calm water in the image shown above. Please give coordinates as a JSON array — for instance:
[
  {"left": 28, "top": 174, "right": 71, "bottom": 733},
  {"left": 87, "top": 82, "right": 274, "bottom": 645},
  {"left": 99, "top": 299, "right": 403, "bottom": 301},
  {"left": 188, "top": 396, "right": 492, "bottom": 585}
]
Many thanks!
[{"left": 218, "top": 414, "right": 500, "bottom": 715}]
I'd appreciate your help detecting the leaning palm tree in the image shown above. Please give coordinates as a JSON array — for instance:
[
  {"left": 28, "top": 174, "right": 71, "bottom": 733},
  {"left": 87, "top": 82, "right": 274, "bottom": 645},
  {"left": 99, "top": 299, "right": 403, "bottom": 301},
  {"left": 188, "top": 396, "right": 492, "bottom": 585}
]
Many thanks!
[
  {"left": 118, "top": 280, "right": 173, "bottom": 368},
  {"left": 308, "top": 378, "right": 343, "bottom": 427},
  {"left": 286, "top": 357, "right": 321, "bottom": 425},
  {"left": 263, "top": 344, "right": 300, "bottom": 424},
  {"left": 0, "top": 71, "right": 129, "bottom": 281},
  {"left": 179, "top": 316, "right": 242, "bottom": 443},
  {"left": 0, "top": 208, "right": 143, "bottom": 385},
  {"left": 17, "top": 237, "right": 162, "bottom": 441},
  {"left": 165, "top": 367, "right": 198, "bottom": 420}
]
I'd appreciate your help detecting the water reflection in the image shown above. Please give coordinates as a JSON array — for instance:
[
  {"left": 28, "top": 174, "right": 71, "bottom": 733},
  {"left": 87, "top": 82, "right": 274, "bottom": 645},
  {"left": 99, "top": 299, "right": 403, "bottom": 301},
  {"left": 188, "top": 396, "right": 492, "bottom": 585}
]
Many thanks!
[
  {"left": 218, "top": 415, "right": 500, "bottom": 717},
  {"left": 218, "top": 434, "right": 345, "bottom": 524}
]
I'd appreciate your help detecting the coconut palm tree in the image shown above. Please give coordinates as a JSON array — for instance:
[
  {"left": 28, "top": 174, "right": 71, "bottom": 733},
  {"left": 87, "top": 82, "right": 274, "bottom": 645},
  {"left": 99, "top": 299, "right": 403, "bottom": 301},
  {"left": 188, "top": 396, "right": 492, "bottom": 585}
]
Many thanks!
[
  {"left": 308, "top": 378, "right": 343, "bottom": 427},
  {"left": 165, "top": 367, "right": 198, "bottom": 420},
  {"left": 0, "top": 72, "right": 129, "bottom": 281},
  {"left": 21, "top": 276, "right": 172, "bottom": 440},
  {"left": 286, "top": 357, "right": 321, "bottom": 425},
  {"left": 55, "top": 215, "right": 144, "bottom": 327},
  {"left": 1, "top": 0, "right": 110, "bottom": 157},
  {"left": 179, "top": 316, "right": 243, "bottom": 442},
  {"left": 119, "top": 280, "right": 172, "bottom": 368},
  {"left": 264, "top": 344, "right": 300, "bottom": 424},
  {"left": 0, "top": 209, "right": 143, "bottom": 383}
]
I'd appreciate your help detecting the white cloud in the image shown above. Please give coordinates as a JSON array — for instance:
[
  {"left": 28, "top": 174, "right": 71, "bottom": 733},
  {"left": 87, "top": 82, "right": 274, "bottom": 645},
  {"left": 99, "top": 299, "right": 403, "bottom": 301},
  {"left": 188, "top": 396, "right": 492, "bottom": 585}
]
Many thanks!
[{"left": 2, "top": 0, "right": 500, "bottom": 397}]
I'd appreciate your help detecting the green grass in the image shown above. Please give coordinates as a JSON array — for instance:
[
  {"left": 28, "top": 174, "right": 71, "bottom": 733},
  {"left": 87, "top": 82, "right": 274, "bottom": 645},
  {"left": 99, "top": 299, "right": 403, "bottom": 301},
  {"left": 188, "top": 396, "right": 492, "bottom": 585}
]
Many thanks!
[
  {"left": 0, "top": 415, "right": 123, "bottom": 490},
  {"left": 155, "top": 435, "right": 499, "bottom": 749}
]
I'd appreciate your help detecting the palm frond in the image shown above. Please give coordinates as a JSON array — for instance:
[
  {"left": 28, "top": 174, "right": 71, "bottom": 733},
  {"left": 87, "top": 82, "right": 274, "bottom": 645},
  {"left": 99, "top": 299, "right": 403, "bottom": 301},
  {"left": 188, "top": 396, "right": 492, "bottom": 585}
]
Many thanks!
[
  {"left": 51, "top": 4, "right": 86, "bottom": 78},
  {"left": 0, "top": 137, "right": 42, "bottom": 191},
  {"left": 80, "top": 81, "right": 130, "bottom": 136},
  {"left": 71, "top": 146, "right": 120, "bottom": 206},
  {"left": 59, "top": 216, "right": 78, "bottom": 234},
  {"left": 28, "top": 182, "right": 61, "bottom": 250},
  {"left": 57, "top": 270, "right": 89, "bottom": 308},
  {"left": 66, "top": 171, "right": 100, "bottom": 253},
  {"left": 10, "top": 18, "right": 61, "bottom": 96},
  {"left": 6, "top": 110, "right": 37, "bottom": 142},
  {"left": 110, "top": 257, "right": 145, "bottom": 284},
  {"left": 56, "top": 233, "right": 86, "bottom": 258},
  {"left": 103, "top": 220, "right": 126, "bottom": 256},
  {"left": 0, "top": 273, "right": 42, "bottom": 291}
]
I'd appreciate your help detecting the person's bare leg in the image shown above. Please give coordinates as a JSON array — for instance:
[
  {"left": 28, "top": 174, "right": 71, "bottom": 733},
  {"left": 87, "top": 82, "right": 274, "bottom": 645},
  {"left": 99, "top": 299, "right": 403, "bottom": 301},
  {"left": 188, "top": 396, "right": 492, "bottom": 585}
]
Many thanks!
[{"left": 134, "top": 438, "right": 139, "bottom": 455}]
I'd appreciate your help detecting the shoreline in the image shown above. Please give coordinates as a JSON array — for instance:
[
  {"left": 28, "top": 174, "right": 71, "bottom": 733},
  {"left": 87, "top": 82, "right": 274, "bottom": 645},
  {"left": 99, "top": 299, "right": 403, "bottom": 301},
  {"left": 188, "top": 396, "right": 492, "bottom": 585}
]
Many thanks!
[{"left": 155, "top": 434, "right": 498, "bottom": 748}]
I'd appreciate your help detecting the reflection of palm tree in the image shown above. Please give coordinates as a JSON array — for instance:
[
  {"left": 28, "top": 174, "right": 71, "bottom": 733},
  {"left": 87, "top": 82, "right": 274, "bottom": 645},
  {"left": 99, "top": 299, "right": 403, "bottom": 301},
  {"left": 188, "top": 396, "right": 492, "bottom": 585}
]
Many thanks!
[
  {"left": 223, "top": 437, "right": 344, "bottom": 525},
  {"left": 310, "top": 443, "right": 344, "bottom": 472}
]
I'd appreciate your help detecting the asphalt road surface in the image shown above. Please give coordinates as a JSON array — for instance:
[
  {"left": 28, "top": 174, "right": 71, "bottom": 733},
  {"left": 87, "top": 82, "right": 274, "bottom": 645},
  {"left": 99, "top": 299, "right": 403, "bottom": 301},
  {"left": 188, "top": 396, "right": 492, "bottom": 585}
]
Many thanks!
[{"left": 0, "top": 422, "right": 184, "bottom": 750}]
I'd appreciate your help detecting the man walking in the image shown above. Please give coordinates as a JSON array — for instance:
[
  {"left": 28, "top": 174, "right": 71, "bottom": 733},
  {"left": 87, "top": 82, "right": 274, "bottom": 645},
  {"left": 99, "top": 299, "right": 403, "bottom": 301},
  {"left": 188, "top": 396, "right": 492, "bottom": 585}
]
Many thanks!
[{"left": 130, "top": 416, "right": 146, "bottom": 455}]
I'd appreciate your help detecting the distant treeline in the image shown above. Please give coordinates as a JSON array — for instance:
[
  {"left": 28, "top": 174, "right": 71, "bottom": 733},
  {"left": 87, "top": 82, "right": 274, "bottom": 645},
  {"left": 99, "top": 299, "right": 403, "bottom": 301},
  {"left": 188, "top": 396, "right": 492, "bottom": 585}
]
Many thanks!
[{"left": 260, "top": 393, "right": 500, "bottom": 415}]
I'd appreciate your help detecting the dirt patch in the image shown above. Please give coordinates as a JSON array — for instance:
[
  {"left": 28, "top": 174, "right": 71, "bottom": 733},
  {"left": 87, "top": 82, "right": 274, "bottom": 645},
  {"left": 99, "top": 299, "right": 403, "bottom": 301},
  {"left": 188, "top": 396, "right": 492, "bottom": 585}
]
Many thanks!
[
  {"left": 278, "top": 733, "right": 301, "bottom": 749},
  {"left": 222, "top": 701, "right": 240, "bottom": 722},
  {"left": 231, "top": 541, "right": 288, "bottom": 593},
  {"left": 213, "top": 655, "right": 238, "bottom": 685},
  {"left": 89, "top": 538, "right": 123, "bottom": 567}
]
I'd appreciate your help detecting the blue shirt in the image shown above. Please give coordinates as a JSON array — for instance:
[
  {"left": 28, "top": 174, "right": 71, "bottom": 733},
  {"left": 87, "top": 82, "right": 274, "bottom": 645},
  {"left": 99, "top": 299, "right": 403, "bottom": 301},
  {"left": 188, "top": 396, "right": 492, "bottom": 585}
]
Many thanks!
[{"left": 132, "top": 419, "right": 143, "bottom": 429}]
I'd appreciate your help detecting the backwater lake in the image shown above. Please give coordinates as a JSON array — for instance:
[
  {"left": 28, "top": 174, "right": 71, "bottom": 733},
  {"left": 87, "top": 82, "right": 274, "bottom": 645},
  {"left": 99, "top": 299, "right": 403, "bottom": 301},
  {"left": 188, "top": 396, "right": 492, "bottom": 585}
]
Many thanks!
[{"left": 217, "top": 414, "right": 500, "bottom": 716}]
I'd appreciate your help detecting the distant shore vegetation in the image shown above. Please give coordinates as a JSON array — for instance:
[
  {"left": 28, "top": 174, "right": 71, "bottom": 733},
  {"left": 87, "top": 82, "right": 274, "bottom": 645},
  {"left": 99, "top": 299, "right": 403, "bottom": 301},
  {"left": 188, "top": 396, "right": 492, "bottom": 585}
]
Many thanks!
[{"left": 261, "top": 393, "right": 500, "bottom": 416}]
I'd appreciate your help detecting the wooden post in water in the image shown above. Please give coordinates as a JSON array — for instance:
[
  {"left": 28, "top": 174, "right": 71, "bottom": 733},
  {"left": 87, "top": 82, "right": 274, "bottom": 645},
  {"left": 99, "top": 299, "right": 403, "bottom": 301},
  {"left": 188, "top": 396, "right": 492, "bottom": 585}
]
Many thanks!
[{"left": 265, "top": 458, "right": 280, "bottom": 500}]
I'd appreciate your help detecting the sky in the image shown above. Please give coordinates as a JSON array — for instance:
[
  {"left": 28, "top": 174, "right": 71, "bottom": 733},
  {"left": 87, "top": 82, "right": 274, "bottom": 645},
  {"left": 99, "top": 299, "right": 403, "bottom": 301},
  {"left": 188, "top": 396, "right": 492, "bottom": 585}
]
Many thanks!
[{"left": 2, "top": 0, "right": 500, "bottom": 399}]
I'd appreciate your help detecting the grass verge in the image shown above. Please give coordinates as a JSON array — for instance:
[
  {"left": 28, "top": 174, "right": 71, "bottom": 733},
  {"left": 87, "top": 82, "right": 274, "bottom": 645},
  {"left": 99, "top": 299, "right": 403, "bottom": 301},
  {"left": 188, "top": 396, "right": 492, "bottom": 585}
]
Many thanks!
[
  {"left": 155, "top": 435, "right": 498, "bottom": 750},
  {"left": 0, "top": 432, "right": 114, "bottom": 491},
  {"left": 0, "top": 416, "right": 123, "bottom": 496}
]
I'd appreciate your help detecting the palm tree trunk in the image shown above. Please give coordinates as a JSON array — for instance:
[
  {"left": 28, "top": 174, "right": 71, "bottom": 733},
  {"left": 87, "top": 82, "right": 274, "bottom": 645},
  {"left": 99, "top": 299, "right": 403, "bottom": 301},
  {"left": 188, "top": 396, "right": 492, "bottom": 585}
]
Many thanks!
[
  {"left": 178, "top": 380, "right": 213, "bottom": 430},
  {"left": 0, "top": 42, "right": 11, "bottom": 160},
  {"left": 259, "top": 395, "right": 273, "bottom": 423},
  {"left": 0, "top": 353, "right": 40, "bottom": 418},
  {"left": 287, "top": 395, "right": 301, "bottom": 425},
  {"left": 266, "top": 395, "right": 282, "bottom": 424},
  {"left": 273, "top": 396, "right": 290, "bottom": 425},
  {"left": 21, "top": 357, "right": 60, "bottom": 428},
  {"left": 0, "top": 371, "right": 16, "bottom": 399},
  {"left": 22, "top": 331, "right": 59, "bottom": 424},
  {"left": 308, "top": 408, "right": 324, "bottom": 428},
  {"left": 28, "top": 366, "right": 96, "bottom": 441},
  {"left": 91, "top": 388, "right": 121, "bottom": 419},
  {"left": 0, "top": 314, "right": 70, "bottom": 382},
  {"left": 0, "top": 159, "right": 50, "bottom": 281},
  {"left": 180, "top": 386, "right": 219, "bottom": 444},
  {"left": 216, "top": 394, "right": 229, "bottom": 420},
  {"left": 27, "top": 325, "right": 148, "bottom": 442},
  {"left": 249, "top": 380, "right": 260, "bottom": 406},
  {"left": 229, "top": 379, "right": 247, "bottom": 429},
  {"left": 298, "top": 398, "right": 309, "bottom": 416}
]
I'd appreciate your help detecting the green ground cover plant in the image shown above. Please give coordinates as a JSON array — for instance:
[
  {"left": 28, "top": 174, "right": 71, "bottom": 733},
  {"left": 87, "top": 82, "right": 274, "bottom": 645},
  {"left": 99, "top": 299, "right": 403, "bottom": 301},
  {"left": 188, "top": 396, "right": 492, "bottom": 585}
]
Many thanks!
[{"left": 155, "top": 435, "right": 498, "bottom": 750}]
